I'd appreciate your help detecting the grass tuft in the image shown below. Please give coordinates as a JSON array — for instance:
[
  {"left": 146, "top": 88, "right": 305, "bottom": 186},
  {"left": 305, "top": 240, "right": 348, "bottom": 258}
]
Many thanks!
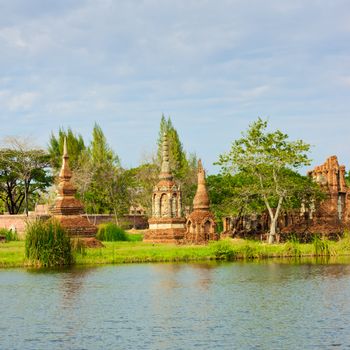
[
  {"left": 0, "top": 228, "right": 19, "bottom": 242},
  {"left": 25, "top": 219, "right": 73, "bottom": 267},
  {"left": 97, "top": 223, "right": 143, "bottom": 242}
]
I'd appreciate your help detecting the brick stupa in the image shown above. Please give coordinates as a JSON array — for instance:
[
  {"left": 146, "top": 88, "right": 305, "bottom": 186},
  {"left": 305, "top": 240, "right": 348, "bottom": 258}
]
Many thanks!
[
  {"left": 50, "top": 138, "right": 97, "bottom": 238},
  {"left": 143, "top": 133, "right": 186, "bottom": 243},
  {"left": 185, "top": 160, "right": 217, "bottom": 244}
]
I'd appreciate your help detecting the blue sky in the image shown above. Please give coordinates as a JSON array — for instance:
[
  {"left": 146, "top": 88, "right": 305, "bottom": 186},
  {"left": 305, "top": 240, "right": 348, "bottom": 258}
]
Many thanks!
[{"left": 0, "top": 0, "right": 349, "bottom": 174}]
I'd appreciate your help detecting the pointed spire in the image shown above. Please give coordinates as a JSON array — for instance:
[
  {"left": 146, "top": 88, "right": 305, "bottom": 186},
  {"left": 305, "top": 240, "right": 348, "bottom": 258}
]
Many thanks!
[
  {"left": 59, "top": 137, "right": 72, "bottom": 180},
  {"left": 63, "top": 136, "right": 68, "bottom": 157},
  {"left": 193, "top": 159, "right": 210, "bottom": 210},
  {"left": 159, "top": 132, "right": 173, "bottom": 180}
]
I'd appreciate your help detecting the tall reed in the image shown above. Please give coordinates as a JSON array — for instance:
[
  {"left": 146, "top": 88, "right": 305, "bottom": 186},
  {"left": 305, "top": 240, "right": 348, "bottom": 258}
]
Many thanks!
[{"left": 25, "top": 219, "right": 73, "bottom": 267}]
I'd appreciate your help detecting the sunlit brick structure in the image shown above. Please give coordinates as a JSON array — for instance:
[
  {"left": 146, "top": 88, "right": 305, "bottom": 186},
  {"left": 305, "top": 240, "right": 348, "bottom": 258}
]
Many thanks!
[
  {"left": 51, "top": 138, "right": 97, "bottom": 238},
  {"left": 185, "top": 160, "right": 217, "bottom": 244},
  {"left": 143, "top": 133, "right": 186, "bottom": 243}
]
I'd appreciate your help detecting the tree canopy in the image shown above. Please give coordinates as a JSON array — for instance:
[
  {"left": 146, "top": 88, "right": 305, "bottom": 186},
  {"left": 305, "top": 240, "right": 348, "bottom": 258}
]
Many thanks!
[
  {"left": 0, "top": 138, "right": 52, "bottom": 215},
  {"left": 216, "top": 118, "right": 319, "bottom": 243}
]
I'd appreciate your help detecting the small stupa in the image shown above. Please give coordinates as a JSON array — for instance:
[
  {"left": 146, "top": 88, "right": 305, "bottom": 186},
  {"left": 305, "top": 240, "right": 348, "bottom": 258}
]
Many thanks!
[
  {"left": 50, "top": 138, "right": 97, "bottom": 238},
  {"left": 185, "top": 160, "right": 217, "bottom": 244},
  {"left": 144, "top": 133, "right": 186, "bottom": 243}
]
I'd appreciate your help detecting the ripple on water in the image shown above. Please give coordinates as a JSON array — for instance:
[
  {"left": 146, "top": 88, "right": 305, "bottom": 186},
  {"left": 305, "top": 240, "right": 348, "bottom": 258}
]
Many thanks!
[{"left": 1, "top": 261, "right": 350, "bottom": 349}]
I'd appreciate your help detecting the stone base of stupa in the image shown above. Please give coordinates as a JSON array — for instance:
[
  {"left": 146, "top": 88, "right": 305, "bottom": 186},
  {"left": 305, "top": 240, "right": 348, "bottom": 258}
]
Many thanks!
[
  {"left": 53, "top": 215, "right": 97, "bottom": 238},
  {"left": 144, "top": 217, "right": 186, "bottom": 243},
  {"left": 71, "top": 237, "right": 104, "bottom": 248}
]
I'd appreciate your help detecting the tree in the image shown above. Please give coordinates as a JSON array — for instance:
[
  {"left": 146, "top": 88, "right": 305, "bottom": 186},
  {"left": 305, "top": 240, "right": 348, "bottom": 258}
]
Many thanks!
[
  {"left": 217, "top": 118, "right": 313, "bottom": 243},
  {"left": 0, "top": 137, "right": 52, "bottom": 215},
  {"left": 72, "top": 123, "right": 130, "bottom": 220},
  {"left": 207, "top": 172, "right": 265, "bottom": 232},
  {"left": 126, "top": 163, "right": 160, "bottom": 216},
  {"left": 48, "top": 127, "right": 86, "bottom": 173}
]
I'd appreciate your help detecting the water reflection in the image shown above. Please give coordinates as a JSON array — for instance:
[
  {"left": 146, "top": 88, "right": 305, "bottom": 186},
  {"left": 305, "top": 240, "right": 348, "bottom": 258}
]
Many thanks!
[{"left": 1, "top": 259, "right": 350, "bottom": 349}]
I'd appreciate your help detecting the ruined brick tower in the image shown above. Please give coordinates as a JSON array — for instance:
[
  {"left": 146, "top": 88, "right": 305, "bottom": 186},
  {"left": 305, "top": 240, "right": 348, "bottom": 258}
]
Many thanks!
[
  {"left": 50, "top": 138, "right": 97, "bottom": 237},
  {"left": 143, "top": 133, "right": 186, "bottom": 243},
  {"left": 185, "top": 159, "right": 217, "bottom": 244},
  {"left": 282, "top": 155, "right": 350, "bottom": 237},
  {"left": 308, "top": 155, "right": 350, "bottom": 225}
]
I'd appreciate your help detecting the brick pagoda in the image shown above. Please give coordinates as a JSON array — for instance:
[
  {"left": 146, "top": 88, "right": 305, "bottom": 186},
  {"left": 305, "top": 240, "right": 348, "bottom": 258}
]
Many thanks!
[
  {"left": 185, "top": 159, "right": 217, "bottom": 244},
  {"left": 143, "top": 133, "right": 186, "bottom": 243},
  {"left": 50, "top": 138, "right": 97, "bottom": 238}
]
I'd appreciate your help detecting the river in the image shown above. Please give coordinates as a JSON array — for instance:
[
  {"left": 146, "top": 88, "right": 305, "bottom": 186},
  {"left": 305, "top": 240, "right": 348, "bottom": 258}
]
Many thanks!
[{"left": 1, "top": 259, "right": 350, "bottom": 349}]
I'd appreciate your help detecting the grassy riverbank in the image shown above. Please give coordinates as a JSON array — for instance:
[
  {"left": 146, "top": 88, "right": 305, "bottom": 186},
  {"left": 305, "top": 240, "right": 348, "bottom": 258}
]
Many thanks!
[{"left": 1, "top": 237, "right": 350, "bottom": 268}]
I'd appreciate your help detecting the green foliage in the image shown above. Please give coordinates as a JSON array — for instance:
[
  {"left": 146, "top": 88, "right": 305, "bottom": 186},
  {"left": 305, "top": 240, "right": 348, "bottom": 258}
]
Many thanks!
[
  {"left": 0, "top": 143, "right": 53, "bottom": 214},
  {"left": 210, "top": 240, "right": 237, "bottom": 260},
  {"left": 48, "top": 127, "right": 86, "bottom": 172},
  {"left": 90, "top": 123, "right": 120, "bottom": 166},
  {"left": 0, "top": 228, "right": 19, "bottom": 242},
  {"left": 312, "top": 235, "right": 330, "bottom": 256},
  {"left": 97, "top": 223, "right": 128, "bottom": 241},
  {"left": 207, "top": 172, "right": 265, "bottom": 225},
  {"left": 217, "top": 118, "right": 314, "bottom": 243},
  {"left": 25, "top": 220, "right": 73, "bottom": 267},
  {"left": 346, "top": 172, "right": 350, "bottom": 187},
  {"left": 71, "top": 238, "right": 87, "bottom": 257},
  {"left": 284, "top": 235, "right": 302, "bottom": 257}
]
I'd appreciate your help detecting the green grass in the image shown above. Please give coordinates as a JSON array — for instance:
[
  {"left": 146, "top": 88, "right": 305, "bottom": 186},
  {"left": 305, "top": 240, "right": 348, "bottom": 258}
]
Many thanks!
[{"left": 2, "top": 237, "right": 350, "bottom": 268}]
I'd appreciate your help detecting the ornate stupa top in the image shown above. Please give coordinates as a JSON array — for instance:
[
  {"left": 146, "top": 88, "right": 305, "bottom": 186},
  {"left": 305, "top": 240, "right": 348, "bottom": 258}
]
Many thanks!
[
  {"left": 159, "top": 132, "right": 173, "bottom": 181},
  {"left": 59, "top": 137, "right": 72, "bottom": 181},
  {"left": 51, "top": 137, "right": 83, "bottom": 215},
  {"left": 193, "top": 159, "right": 210, "bottom": 210}
]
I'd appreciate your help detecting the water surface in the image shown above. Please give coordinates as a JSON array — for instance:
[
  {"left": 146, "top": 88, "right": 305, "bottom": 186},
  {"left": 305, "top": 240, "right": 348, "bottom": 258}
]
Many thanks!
[{"left": 1, "top": 259, "right": 350, "bottom": 349}]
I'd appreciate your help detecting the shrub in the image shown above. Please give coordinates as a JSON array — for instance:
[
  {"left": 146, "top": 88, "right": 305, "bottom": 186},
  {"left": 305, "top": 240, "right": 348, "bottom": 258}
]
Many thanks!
[
  {"left": 97, "top": 223, "right": 128, "bottom": 241},
  {"left": 25, "top": 219, "right": 73, "bottom": 267},
  {"left": 0, "top": 228, "right": 19, "bottom": 242}
]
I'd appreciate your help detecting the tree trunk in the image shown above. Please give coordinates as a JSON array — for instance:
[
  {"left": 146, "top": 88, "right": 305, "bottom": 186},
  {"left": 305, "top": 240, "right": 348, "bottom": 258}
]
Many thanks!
[
  {"left": 268, "top": 218, "right": 277, "bottom": 244},
  {"left": 113, "top": 208, "right": 119, "bottom": 226},
  {"left": 24, "top": 181, "right": 29, "bottom": 217}
]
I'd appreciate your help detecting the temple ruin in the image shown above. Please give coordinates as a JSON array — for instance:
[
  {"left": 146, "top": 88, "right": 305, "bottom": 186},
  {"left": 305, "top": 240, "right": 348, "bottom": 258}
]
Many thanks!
[
  {"left": 50, "top": 138, "right": 97, "bottom": 238},
  {"left": 143, "top": 133, "right": 186, "bottom": 243},
  {"left": 281, "top": 155, "right": 350, "bottom": 237},
  {"left": 185, "top": 160, "right": 217, "bottom": 244},
  {"left": 222, "top": 155, "right": 350, "bottom": 240}
]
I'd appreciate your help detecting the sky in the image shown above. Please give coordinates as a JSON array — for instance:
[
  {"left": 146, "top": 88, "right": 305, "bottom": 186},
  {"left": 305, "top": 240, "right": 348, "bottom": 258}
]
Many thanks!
[{"left": 0, "top": 0, "right": 349, "bottom": 174}]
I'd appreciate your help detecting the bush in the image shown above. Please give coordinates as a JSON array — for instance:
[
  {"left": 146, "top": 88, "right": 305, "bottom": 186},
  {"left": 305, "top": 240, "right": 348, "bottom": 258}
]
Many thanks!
[
  {"left": 0, "top": 228, "right": 19, "bottom": 242},
  {"left": 25, "top": 220, "right": 73, "bottom": 267},
  {"left": 97, "top": 223, "right": 128, "bottom": 241}
]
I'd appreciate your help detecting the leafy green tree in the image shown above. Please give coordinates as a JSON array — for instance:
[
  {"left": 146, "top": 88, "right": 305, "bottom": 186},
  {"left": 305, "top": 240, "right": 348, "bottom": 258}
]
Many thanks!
[
  {"left": 48, "top": 127, "right": 86, "bottom": 173},
  {"left": 73, "top": 123, "right": 130, "bottom": 220},
  {"left": 126, "top": 163, "right": 159, "bottom": 216},
  {"left": 217, "top": 118, "right": 313, "bottom": 243},
  {"left": 0, "top": 138, "right": 52, "bottom": 215},
  {"left": 207, "top": 172, "right": 265, "bottom": 231}
]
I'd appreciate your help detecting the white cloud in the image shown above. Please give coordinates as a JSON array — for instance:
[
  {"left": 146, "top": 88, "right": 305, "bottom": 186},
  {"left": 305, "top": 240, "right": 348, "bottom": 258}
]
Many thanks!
[{"left": 7, "top": 92, "right": 40, "bottom": 111}]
